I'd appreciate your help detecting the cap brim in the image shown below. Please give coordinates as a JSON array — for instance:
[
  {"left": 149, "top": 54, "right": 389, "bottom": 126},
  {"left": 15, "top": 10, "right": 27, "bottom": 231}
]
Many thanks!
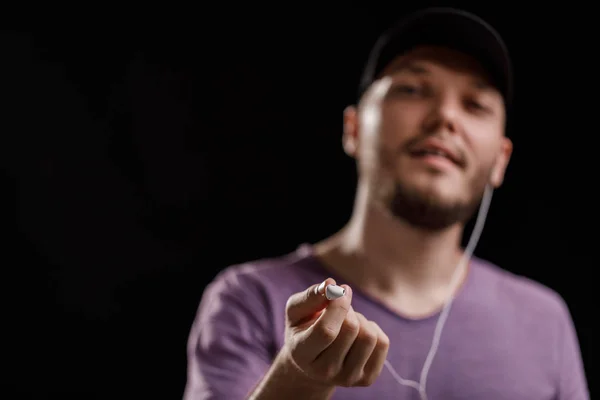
[{"left": 361, "top": 8, "right": 512, "bottom": 106}]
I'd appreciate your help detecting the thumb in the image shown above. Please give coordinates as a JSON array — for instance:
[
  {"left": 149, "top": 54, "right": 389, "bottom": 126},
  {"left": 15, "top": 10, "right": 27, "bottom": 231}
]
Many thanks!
[{"left": 286, "top": 278, "right": 341, "bottom": 325}]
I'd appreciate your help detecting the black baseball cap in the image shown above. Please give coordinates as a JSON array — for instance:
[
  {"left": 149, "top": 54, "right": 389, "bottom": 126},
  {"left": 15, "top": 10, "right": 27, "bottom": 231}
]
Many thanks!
[{"left": 358, "top": 8, "right": 513, "bottom": 107}]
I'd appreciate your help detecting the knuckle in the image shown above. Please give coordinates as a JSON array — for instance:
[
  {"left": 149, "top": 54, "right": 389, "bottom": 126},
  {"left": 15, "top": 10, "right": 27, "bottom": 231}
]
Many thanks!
[
  {"left": 303, "top": 287, "right": 312, "bottom": 302},
  {"left": 377, "top": 333, "right": 391, "bottom": 349},
  {"left": 341, "top": 318, "right": 360, "bottom": 334},
  {"left": 284, "top": 295, "right": 294, "bottom": 311},
  {"left": 314, "top": 323, "right": 338, "bottom": 342},
  {"left": 358, "top": 327, "right": 378, "bottom": 344},
  {"left": 371, "top": 322, "right": 390, "bottom": 348},
  {"left": 285, "top": 292, "right": 301, "bottom": 311}
]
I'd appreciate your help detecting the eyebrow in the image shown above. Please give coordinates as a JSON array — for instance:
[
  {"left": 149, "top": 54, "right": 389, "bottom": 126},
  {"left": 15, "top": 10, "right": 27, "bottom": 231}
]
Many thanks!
[{"left": 386, "top": 61, "right": 430, "bottom": 76}]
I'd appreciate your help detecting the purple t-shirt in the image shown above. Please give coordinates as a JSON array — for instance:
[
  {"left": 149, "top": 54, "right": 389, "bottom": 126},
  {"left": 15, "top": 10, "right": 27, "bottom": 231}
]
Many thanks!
[{"left": 184, "top": 245, "right": 588, "bottom": 399}]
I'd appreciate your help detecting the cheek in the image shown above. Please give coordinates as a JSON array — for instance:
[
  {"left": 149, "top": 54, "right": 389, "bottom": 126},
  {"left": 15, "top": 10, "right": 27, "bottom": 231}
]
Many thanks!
[
  {"left": 381, "top": 105, "right": 420, "bottom": 133},
  {"left": 465, "top": 120, "right": 504, "bottom": 167},
  {"left": 378, "top": 109, "right": 418, "bottom": 150},
  {"left": 467, "top": 143, "right": 502, "bottom": 183}
]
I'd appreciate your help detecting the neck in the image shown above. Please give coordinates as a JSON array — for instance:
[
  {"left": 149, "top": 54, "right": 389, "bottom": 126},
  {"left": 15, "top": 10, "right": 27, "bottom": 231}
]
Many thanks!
[{"left": 315, "top": 183, "right": 467, "bottom": 306}]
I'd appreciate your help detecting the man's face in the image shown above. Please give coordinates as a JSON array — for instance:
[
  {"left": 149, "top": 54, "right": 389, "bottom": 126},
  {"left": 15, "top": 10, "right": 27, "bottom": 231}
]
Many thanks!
[{"left": 344, "top": 46, "right": 512, "bottom": 230}]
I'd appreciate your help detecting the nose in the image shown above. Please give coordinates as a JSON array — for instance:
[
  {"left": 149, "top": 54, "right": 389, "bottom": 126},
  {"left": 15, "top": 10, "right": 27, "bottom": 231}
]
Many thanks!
[{"left": 421, "top": 94, "right": 462, "bottom": 136}]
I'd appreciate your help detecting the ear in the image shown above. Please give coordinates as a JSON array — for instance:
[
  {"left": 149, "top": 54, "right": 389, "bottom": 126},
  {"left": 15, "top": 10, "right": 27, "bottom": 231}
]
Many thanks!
[
  {"left": 489, "top": 137, "right": 513, "bottom": 188},
  {"left": 342, "top": 105, "right": 359, "bottom": 158}
]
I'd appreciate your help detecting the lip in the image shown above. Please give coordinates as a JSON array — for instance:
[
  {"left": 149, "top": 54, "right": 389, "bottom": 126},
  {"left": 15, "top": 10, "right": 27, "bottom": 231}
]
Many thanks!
[
  {"left": 408, "top": 139, "right": 463, "bottom": 167},
  {"left": 410, "top": 152, "right": 458, "bottom": 171}
]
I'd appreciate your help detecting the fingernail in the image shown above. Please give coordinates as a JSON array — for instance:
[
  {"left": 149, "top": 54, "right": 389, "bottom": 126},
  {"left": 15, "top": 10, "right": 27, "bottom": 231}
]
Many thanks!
[
  {"left": 325, "top": 284, "right": 345, "bottom": 300},
  {"left": 315, "top": 281, "right": 327, "bottom": 295}
]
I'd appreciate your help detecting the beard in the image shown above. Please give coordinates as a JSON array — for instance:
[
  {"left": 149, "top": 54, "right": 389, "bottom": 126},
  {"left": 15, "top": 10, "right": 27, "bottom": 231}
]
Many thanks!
[{"left": 388, "top": 176, "right": 488, "bottom": 231}]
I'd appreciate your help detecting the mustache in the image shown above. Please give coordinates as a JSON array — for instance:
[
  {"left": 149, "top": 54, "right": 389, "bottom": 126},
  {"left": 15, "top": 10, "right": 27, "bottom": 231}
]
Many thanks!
[{"left": 402, "top": 134, "right": 467, "bottom": 165}]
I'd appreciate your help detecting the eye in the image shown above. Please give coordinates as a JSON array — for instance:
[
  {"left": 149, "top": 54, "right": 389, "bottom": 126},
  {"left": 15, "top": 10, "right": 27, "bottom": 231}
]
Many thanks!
[
  {"left": 389, "top": 83, "right": 424, "bottom": 97},
  {"left": 465, "top": 98, "right": 491, "bottom": 113}
]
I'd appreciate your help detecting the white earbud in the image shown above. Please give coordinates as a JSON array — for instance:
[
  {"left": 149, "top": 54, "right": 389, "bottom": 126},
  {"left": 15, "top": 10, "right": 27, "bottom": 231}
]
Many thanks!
[{"left": 325, "top": 284, "right": 345, "bottom": 300}]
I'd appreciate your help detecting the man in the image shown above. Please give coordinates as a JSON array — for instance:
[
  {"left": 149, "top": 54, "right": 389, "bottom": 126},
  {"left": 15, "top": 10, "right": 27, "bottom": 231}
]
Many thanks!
[{"left": 184, "top": 8, "right": 589, "bottom": 400}]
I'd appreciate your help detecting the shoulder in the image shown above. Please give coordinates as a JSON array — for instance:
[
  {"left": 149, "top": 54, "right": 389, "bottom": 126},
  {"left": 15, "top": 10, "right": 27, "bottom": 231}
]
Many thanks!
[
  {"left": 471, "top": 258, "right": 571, "bottom": 323},
  {"left": 201, "top": 244, "right": 324, "bottom": 310}
]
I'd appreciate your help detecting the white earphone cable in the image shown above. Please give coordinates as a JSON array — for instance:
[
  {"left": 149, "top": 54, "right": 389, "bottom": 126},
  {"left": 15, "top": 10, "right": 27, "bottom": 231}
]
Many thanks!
[{"left": 384, "top": 185, "right": 494, "bottom": 400}]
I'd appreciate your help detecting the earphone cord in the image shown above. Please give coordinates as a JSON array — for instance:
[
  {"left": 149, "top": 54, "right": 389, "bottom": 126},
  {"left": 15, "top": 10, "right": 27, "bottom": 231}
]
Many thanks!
[{"left": 383, "top": 185, "right": 494, "bottom": 400}]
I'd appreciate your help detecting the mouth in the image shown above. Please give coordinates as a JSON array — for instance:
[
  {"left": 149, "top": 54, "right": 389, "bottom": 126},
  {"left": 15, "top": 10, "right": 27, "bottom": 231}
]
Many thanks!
[{"left": 408, "top": 146, "right": 463, "bottom": 169}]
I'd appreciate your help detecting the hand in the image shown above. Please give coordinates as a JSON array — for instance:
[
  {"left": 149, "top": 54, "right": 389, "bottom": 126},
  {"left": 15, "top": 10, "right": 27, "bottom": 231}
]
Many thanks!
[{"left": 281, "top": 278, "right": 390, "bottom": 388}]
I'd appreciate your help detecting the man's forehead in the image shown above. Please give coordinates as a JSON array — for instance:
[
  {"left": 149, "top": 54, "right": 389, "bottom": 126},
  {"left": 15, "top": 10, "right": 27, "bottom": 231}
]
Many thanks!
[{"left": 381, "top": 46, "right": 496, "bottom": 88}]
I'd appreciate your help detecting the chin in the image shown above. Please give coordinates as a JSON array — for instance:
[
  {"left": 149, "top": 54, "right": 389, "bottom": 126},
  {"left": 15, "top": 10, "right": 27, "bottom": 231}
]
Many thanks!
[
  {"left": 389, "top": 178, "right": 477, "bottom": 230},
  {"left": 403, "top": 175, "right": 465, "bottom": 204}
]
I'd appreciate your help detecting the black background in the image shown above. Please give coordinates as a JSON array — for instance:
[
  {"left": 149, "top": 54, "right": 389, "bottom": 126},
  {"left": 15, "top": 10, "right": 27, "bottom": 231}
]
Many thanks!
[{"left": 2, "top": 4, "right": 596, "bottom": 399}]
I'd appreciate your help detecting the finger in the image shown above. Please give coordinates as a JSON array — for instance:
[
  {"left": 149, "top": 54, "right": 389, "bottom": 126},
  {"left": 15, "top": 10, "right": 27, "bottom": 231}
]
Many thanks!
[
  {"left": 357, "top": 321, "right": 390, "bottom": 386},
  {"left": 311, "top": 305, "right": 360, "bottom": 381},
  {"left": 337, "top": 312, "right": 378, "bottom": 386},
  {"left": 309, "top": 284, "right": 352, "bottom": 343},
  {"left": 297, "top": 285, "right": 353, "bottom": 360},
  {"left": 286, "top": 278, "right": 336, "bottom": 325}
]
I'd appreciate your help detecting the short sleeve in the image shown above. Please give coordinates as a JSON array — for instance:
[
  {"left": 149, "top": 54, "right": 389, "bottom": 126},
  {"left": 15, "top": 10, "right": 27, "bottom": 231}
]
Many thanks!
[
  {"left": 554, "top": 299, "right": 589, "bottom": 400},
  {"left": 183, "top": 269, "right": 275, "bottom": 400}
]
